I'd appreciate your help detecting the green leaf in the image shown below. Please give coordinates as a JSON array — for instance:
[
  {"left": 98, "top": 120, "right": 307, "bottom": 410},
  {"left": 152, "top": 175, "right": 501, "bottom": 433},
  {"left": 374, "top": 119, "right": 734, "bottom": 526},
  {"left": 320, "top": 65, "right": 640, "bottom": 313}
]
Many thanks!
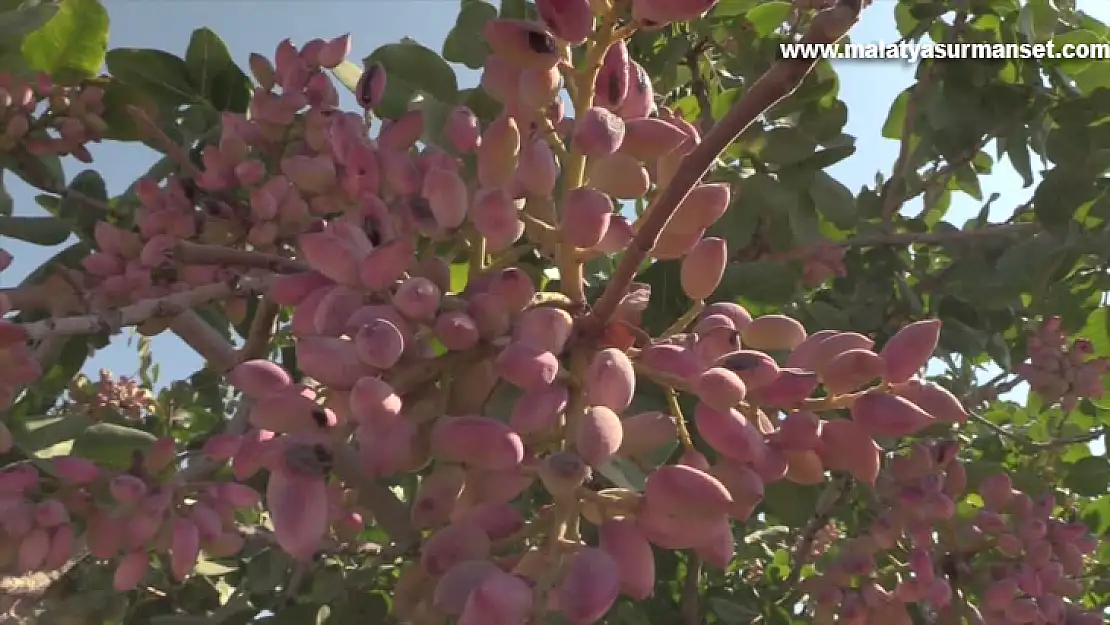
[
  {"left": 710, "top": 0, "right": 761, "bottom": 18},
  {"left": 0, "top": 150, "right": 65, "bottom": 192},
  {"left": 809, "top": 170, "right": 856, "bottom": 229},
  {"left": 595, "top": 456, "right": 648, "bottom": 491},
  {"left": 1048, "top": 29, "right": 1105, "bottom": 75},
  {"left": 185, "top": 27, "right": 251, "bottom": 112},
  {"left": 1064, "top": 456, "right": 1110, "bottom": 497},
  {"left": 70, "top": 422, "right": 158, "bottom": 469},
  {"left": 1033, "top": 166, "right": 1098, "bottom": 228},
  {"left": 1018, "top": 0, "right": 1058, "bottom": 43},
  {"left": 20, "top": 0, "right": 108, "bottom": 81},
  {"left": 0, "top": 0, "right": 60, "bottom": 39},
  {"left": 745, "top": 1, "right": 791, "bottom": 37},
  {"left": 0, "top": 214, "right": 71, "bottom": 245},
  {"left": 449, "top": 262, "right": 469, "bottom": 293},
  {"left": 753, "top": 126, "right": 817, "bottom": 165},
  {"left": 55, "top": 169, "right": 108, "bottom": 240},
  {"left": 797, "top": 144, "right": 855, "bottom": 171},
  {"left": 498, "top": 0, "right": 527, "bottom": 18},
  {"left": 442, "top": 1, "right": 496, "bottom": 70},
  {"left": 364, "top": 41, "right": 459, "bottom": 119},
  {"left": 105, "top": 48, "right": 198, "bottom": 106},
  {"left": 194, "top": 558, "right": 238, "bottom": 576},
  {"left": 330, "top": 59, "right": 361, "bottom": 94},
  {"left": 721, "top": 260, "right": 799, "bottom": 305},
  {"left": 12, "top": 413, "right": 90, "bottom": 457},
  {"left": 709, "top": 597, "right": 761, "bottom": 624},
  {"left": 882, "top": 89, "right": 911, "bottom": 139}
]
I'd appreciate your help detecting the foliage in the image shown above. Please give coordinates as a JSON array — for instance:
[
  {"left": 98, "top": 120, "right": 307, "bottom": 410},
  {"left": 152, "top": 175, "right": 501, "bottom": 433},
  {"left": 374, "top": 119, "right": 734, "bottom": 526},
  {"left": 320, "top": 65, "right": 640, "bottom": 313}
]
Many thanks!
[{"left": 0, "top": 0, "right": 1108, "bottom": 623}]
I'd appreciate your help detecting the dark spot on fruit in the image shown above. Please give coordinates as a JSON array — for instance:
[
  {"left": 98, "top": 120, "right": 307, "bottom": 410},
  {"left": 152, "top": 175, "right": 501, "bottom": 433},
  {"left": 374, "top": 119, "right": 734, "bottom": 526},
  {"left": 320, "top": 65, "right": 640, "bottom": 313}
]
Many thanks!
[
  {"left": 356, "top": 67, "right": 379, "bottom": 108},
  {"left": 526, "top": 30, "right": 557, "bottom": 55},
  {"left": 313, "top": 444, "right": 333, "bottom": 473},
  {"left": 408, "top": 196, "right": 434, "bottom": 222},
  {"left": 366, "top": 220, "right": 382, "bottom": 246},
  {"left": 720, "top": 351, "right": 763, "bottom": 372},
  {"left": 607, "top": 73, "right": 622, "bottom": 104}
]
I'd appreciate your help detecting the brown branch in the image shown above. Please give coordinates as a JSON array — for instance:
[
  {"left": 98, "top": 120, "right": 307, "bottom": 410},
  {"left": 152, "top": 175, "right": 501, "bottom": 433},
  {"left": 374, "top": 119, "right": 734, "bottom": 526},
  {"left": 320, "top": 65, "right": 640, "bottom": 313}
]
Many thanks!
[
  {"left": 171, "top": 310, "right": 243, "bottom": 373},
  {"left": 880, "top": 9, "right": 968, "bottom": 228},
  {"left": 239, "top": 297, "right": 280, "bottom": 360},
  {"left": 127, "top": 105, "right": 204, "bottom": 179},
  {"left": 332, "top": 445, "right": 421, "bottom": 549},
  {"left": 18, "top": 275, "right": 272, "bottom": 341},
  {"left": 174, "top": 242, "right": 308, "bottom": 273},
  {"left": 684, "top": 41, "right": 715, "bottom": 134},
  {"left": 784, "top": 475, "right": 850, "bottom": 589},
  {"left": 582, "top": 0, "right": 867, "bottom": 333},
  {"left": 681, "top": 552, "right": 703, "bottom": 625}
]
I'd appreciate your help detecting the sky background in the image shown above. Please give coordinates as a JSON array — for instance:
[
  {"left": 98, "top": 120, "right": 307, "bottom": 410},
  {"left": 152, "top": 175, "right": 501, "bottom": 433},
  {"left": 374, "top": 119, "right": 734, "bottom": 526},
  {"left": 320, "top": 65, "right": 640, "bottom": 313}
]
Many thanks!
[{"left": 2, "top": 0, "right": 1109, "bottom": 401}]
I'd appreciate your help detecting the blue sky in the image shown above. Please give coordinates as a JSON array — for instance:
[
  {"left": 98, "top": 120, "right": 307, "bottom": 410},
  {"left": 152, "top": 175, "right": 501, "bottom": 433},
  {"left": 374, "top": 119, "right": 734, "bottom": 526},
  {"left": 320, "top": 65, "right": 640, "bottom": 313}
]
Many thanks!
[{"left": 2, "top": 0, "right": 1109, "bottom": 392}]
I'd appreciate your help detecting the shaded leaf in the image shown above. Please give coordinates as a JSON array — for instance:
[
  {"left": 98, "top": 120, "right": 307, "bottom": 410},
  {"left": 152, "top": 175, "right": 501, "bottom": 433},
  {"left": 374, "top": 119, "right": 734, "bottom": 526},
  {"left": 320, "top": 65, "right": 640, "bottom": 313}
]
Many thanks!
[
  {"left": 0, "top": 0, "right": 59, "bottom": 39},
  {"left": 745, "top": 1, "right": 791, "bottom": 37},
  {"left": 105, "top": 48, "right": 198, "bottom": 106},
  {"left": 364, "top": 41, "right": 459, "bottom": 119},
  {"left": 442, "top": 0, "right": 496, "bottom": 70},
  {"left": 70, "top": 422, "right": 158, "bottom": 469},
  {"left": 721, "top": 260, "right": 799, "bottom": 305},
  {"left": 185, "top": 27, "right": 251, "bottom": 112},
  {"left": 1064, "top": 456, "right": 1110, "bottom": 497},
  {"left": 12, "top": 413, "right": 90, "bottom": 457},
  {"left": 882, "top": 89, "right": 911, "bottom": 139},
  {"left": 0, "top": 214, "right": 71, "bottom": 245},
  {"left": 55, "top": 169, "right": 108, "bottom": 240}
]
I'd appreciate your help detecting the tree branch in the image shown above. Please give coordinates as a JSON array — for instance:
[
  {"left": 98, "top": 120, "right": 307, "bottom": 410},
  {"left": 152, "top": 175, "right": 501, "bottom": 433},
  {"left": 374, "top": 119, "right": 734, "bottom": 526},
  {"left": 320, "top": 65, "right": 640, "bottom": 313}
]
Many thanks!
[
  {"left": 170, "top": 310, "right": 243, "bottom": 373},
  {"left": 18, "top": 275, "right": 272, "bottom": 341},
  {"left": 681, "top": 552, "right": 703, "bottom": 625},
  {"left": 880, "top": 9, "right": 968, "bottom": 228},
  {"left": 239, "top": 297, "right": 280, "bottom": 360},
  {"left": 685, "top": 40, "right": 715, "bottom": 134},
  {"left": 582, "top": 0, "right": 866, "bottom": 333},
  {"left": 967, "top": 410, "right": 1106, "bottom": 451},
  {"left": 332, "top": 446, "right": 421, "bottom": 550},
  {"left": 174, "top": 242, "right": 308, "bottom": 273}
]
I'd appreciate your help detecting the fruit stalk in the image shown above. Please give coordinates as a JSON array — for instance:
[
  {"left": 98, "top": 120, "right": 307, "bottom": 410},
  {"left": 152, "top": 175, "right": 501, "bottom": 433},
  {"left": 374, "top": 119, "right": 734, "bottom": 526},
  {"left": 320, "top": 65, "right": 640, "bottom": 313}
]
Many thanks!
[{"left": 583, "top": 0, "right": 865, "bottom": 333}]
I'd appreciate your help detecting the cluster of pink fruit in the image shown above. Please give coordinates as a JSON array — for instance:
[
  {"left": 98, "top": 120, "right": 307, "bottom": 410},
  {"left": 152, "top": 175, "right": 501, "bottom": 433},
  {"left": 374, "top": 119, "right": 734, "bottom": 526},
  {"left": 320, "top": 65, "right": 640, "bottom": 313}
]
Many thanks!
[
  {"left": 66, "top": 369, "right": 157, "bottom": 422},
  {"left": 0, "top": 249, "right": 40, "bottom": 420},
  {"left": 1015, "top": 316, "right": 1110, "bottom": 414},
  {"left": 0, "top": 71, "right": 107, "bottom": 161},
  {"left": 0, "top": 444, "right": 262, "bottom": 590},
  {"left": 192, "top": 292, "right": 978, "bottom": 624},
  {"left": 971, "top": 473, "right": 1101, "bottom": 625},
  {"left": 803, "top": 441, "right": 1103, "bottom": 624}
]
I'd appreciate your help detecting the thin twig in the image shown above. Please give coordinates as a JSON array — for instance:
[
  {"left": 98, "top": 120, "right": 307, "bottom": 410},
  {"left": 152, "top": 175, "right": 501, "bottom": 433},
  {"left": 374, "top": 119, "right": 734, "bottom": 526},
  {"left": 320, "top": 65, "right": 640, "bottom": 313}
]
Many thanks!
[
  {"left": 583, "top": 0, "right": 867, "bottom": 333},
  {"left": 784, "top": 475, "right": 849, "bottom": 589},
  {"left": 685, "top": 40, "right": 715, "bottom": 134},
  {"left": 127, "top": 105, "right": 204, "bottom": 179},
  {"left": 331, "top": 446, "right": 421, "bottom": 549},
  {"left": 967, "top": 411, "right": 1106, "bottom": 451}
]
